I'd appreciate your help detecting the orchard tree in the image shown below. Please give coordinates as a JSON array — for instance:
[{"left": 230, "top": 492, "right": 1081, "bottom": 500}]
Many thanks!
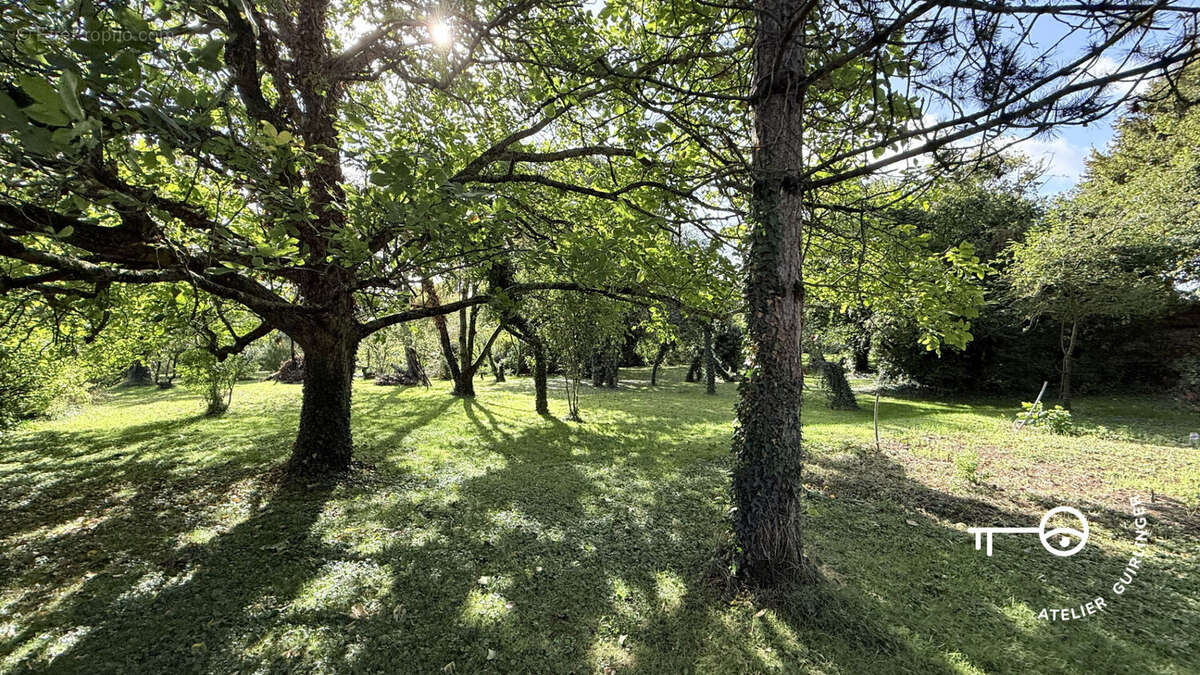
[
  {"left": 542, "top": 293, "right": 626, "bottom": 420},
  {"left": 0, "top": 0, "right": 730, "bottom": 475},
  {"left": 1009, "top": 66, "right": 1200, "bottom": 407},
  {"left": 1008, "top": 206, "right": 1179, "bottom": 408}
]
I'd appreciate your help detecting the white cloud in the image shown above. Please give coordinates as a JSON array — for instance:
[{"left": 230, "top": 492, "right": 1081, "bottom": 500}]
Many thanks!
[
  {"left": 1004, "top": 134, "right": 1086, "bottom": 183},
  {"left": 1079, "top": 56, "right": 1154, "bottom": 100}
]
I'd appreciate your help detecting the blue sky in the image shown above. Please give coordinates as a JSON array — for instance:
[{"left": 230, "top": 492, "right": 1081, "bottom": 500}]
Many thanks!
[
  {"left": 1000, "top": 14, "right": 1169, "bottom": 196},
  {"left": 1020, "top": 115, "right": 1119, "bottom": 196}
]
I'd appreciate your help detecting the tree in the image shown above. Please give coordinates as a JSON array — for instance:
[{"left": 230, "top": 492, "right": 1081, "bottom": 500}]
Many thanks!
[
  {"left": 1007, "top": 208, "right": 1178, "bottom": 408},
  {"left": 600, "top": 0, "right": 1199, "bottom": 585},
  {"left": 872, "top": 157, "right": 1048, "bottom": 393},
  {"left": 1007, "top": 67, "right": 1200, "bottom": 406},
  {"left": 0, "top": 0, "right": 728, "bottom": 475},
  {"left": 420, "top": 277, "right": 501, "bottom": 398},
  {"left": 180, "top": 350, "right": 251, "bottom": 415},
  {"left": 543, "top": 293, "right": 626, "bottom": 420}
]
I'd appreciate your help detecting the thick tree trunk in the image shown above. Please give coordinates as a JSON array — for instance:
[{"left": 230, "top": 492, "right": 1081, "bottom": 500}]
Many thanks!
[
  {"left": 405, "top": 346, "right": 430, "bottom": 387},
  {"left": 287, "top": 333, "right": 357, "bottom": 474},
  {"left": 1060, "top": 321, "right": 1078, "bottom": 409},
  {"left": 452, "top": 367, "right": 476, "bottom": 397},
  {"left": 731, "top": 0, "right": 810, "bottom": 586},
  {"left": 591, "top": 352, "right": 605, "bottom": 387},
  {"left": 456, "top": 284, "right": 479, "bottom": 396},
  {"left": 704, "top": 323, "right": 717, "bottom": 395},
  {"left": 650, "top": 341, "right": 671, "bottom": 386}
]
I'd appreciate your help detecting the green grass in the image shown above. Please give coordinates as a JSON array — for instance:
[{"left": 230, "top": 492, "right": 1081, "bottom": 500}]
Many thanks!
[{"left": 1, "top": 367, "right": 1198, "bottom": 673}]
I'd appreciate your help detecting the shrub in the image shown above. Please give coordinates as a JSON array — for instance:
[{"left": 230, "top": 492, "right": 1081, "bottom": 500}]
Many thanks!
[
  {"left": 1174, "top": 356, "right": 1200, "bottom": 407},
  {"left": 179, "top": 351, "right": 252, "bottom": 415},
  {"left": 953, "top": 450, "right": 985, "bottom": 484},
  {"left": 1015, "top": 401, "right": 1075, "bottom": 435},
  {"left": 0, "top": 347, "right": 90, "bottom": 430}
]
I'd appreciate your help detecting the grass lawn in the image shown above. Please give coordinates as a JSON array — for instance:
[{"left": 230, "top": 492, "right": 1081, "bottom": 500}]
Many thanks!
[{"left": 1, "top": 367, "right": 1198, "bottom": 673}]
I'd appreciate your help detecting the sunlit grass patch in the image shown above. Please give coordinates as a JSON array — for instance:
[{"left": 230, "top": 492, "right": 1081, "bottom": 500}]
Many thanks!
[{"left": 1, "top": 366, "right": 1197, "bottom": 672}]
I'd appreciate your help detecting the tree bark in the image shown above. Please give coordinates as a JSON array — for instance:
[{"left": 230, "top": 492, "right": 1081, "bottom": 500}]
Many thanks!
[
  {"left": 650, "top": 341, "right": 671, "bottom": 386},
  {"left": 287, "top": 332, "right": 357, "bottom": 474},
  {"left": 853, "top": 345, "right": 871, "bottom": 374},
  {"left": 731, "top": 0, "right": 810, "bottom": 586},
  {"left": 704, "top": 322, "right": 717, "bottom": 395},
  {"left": 532, "top": 340, "right": 549, "bottom": 415},
  {"left": 1060, "top": 320, "right": 1078, "bottom": 409},
  {"left": 424, "top": 278, "right": 475, "bottom": 396},
  {"left": 456, "top": 281, "right": 480, "bottom": 395}
]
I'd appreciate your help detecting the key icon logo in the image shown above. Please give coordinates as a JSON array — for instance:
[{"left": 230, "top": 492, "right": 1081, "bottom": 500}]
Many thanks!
[{"left": 968, "top": 506, "right": 1089, "bottom": 557}]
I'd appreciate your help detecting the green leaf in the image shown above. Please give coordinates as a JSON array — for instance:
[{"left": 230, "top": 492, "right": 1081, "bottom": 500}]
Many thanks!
[
  {"left": 0, "top": 92, "right": 28, "bottom": 128},
  {"left": 25, "top": 105, "right": 69, "bottom": 127},
  {"left": 60, "top": 71, "right": 85, "bottom": 121},
  {"left": 194, "top": 39, "right": 225, "bottom": 71},
  {"left": 17, "top": 75, "right": 59, "bottom": 109}
]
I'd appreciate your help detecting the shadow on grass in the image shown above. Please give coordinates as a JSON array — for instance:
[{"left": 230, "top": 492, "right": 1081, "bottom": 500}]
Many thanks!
[
  {"left": 2, "top": 379, "right": 1196, "bottom": 672},
  {"left": 802, "top": 448, "right": 1198, "bottom": 672}
]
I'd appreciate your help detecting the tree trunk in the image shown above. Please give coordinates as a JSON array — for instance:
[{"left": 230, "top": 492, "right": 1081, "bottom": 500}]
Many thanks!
[
  {"left": 532, "top": 341, "right": 549, "bottom": 415},
  {"left": 423, "top": 278, "right": 474, "bottom": 397},
  {"left": 731, "top": 0, "right": 810, "bottom": 586},
  {"left": 452, "top": 368, "right": 476, "bottom": 397},
  {"left": 405, "top": 346, "right": 430, "bottom": 387},
  {"left": 456, "top": 282, "right": 480, "bottom": 396},
  {"left": 1060, "top": 321, "right": 1078, "bottom": 410},
  {"left": 853, "top": 345, "right": 871, "bottom": 374},
  {"left": 809, "top": 347, "right": 859, "bottom": 410},
  {"left": 591, "top": 352, "right": 605, "bottom": 387},
  {"left": 488, "top": 347, "right": 506, "bottom": 382},
  {"left": 704, "top": 323, "right": 717, "bottom": 395},
  {"left": 287, "top": 333, "right": 357, "bottom": 474},
  {"left": 650, "top": 341, "right": 671, "bottom": 386}
]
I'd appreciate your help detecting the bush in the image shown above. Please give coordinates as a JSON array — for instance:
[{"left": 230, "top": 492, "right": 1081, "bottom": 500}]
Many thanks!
[
  {"left": 179, "top": 351, "right": 252, "bottom": 415},
  {"left": 1173, "top": 356, "right": 1200, "bottom": 406},
  {"left": 0, "top": 347, "right": 90, "bottom": 430},
  {"left": 953, "top": 450, "right": 986, "bottom": 484},
  {"left": 243, "top": 333, "right": 295, "bottom": 372},
  {"left": 1015, "top": 402, "right": 1075, "bottom": 435},
  {"left": 879, "top": 307, "right": 1184, "bottom": 396}
]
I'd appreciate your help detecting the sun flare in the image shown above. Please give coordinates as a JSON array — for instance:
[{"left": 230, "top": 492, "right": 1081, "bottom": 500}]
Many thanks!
[{"left": 429, "top": 21, "right": 452, "bottom": 47}]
